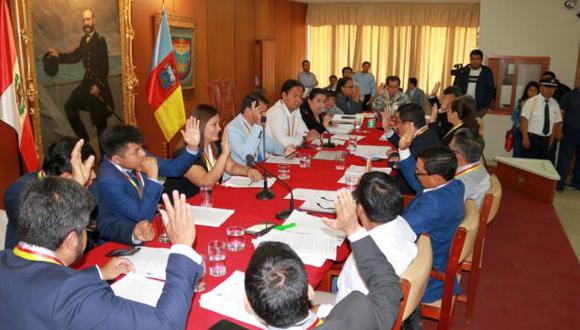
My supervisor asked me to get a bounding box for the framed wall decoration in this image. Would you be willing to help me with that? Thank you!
[9,0,137,160]
[155,13,196,99]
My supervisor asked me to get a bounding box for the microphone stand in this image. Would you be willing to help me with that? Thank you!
[247,155,294,220]
[255,117,275,200]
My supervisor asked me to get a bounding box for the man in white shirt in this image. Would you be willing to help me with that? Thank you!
[297,60,318,92]
[453,49,495,117]
[520,78,563,160]
[450,128,491,208]
[353,61,376,110]
[266,79,318,147]
[336,172,418,303]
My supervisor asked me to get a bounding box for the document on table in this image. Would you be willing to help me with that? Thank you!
[125,247,170,280]
[199,271,266,329]
[337,165,392,184]
[327,125,353,135]
[223,176,276,188]
[190,206,234,227]
[299,199,335,214]
[265,155,300,165]
[255,230,337,260]
[285,188,337,201]
[312,150,344,161]
[284,210,345,246]
[352,145,392,159]
[111,273,164,307]
[312,138,346,146]
[331,134,364,142]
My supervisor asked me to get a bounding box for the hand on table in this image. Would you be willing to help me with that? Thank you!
[284,145,297,156]
[247,168,263,182]
[101,257,134,281]
[323,189,361,236]
[160,190,196,246]
[133,220,155,242]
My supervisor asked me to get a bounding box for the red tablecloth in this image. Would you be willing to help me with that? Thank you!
[74,122,391,329]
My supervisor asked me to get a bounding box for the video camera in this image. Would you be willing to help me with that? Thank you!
[450,63,466,77]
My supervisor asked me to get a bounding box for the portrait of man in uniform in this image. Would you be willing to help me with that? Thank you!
[30,0,125,153]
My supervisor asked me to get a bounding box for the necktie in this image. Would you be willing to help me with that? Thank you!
[542,99,550,135]
[127,170,143,189]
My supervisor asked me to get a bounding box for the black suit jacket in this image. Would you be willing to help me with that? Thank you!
[453,65,495,115]
[319,235,402,330]
[59,31,114,110]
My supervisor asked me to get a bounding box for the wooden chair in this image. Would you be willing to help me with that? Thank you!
[486,174,503,224]
[457,193,492,320]
[208,78,236,128]
[421,200,479,330]
[393,235,433,329]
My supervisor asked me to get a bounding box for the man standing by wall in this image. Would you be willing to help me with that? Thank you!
[48,9,113,142]
[353,61,376,111]
[297,60,318,95]
[453,49,495,118]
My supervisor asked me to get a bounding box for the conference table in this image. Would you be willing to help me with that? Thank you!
[75,119,392,329]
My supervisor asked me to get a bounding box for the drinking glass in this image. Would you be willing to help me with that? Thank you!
[200,184,213,208]
[158,219,169,243]
[345,172,359,192]
[335,151,346,170]
[207,241,227,277]
[226,226,246,252]
[299,154,311,168]
[278,164,291,180]
[348,135,357,152]
[194,255,207,292]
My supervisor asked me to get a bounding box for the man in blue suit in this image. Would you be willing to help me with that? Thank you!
[0,176,203,329]
[4,138,154,249]
[397,134,465,304]
[96,118,200,223]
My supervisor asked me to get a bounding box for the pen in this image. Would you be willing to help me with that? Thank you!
[274,223,297,231]
[284,149,299,159]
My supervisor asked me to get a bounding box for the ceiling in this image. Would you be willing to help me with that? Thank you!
[294,0,480,3]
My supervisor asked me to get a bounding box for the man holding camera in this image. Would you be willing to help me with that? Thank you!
[453,49,496,118]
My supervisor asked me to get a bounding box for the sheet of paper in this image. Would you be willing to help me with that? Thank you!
[223,176,276,188]
[332,114,357,124]
[352,145,392,159]
[265,155,300,165]
[327,125,353,135]
[190,206,235,227]
[125,247,170,280]
[111,273,164,307]
[331,134,364,142]
[378,134,389,141]
[284,188,337,201]
[199,271,266,329]
[284,210,346,246]
[337,165,392,184]
[312,150,344,161]
[299,198,336,214]
[312,138,346,146]
[255,230,337,260]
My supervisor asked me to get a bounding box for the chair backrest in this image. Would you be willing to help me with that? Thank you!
[401,235,433,320]
[486,174,502,224]
[403,194,415,209]
[208,78,236,127]
[459,200,480,262]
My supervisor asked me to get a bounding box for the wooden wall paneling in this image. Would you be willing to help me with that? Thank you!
[207,0,236,83]
[234,0,256,114]
[274,0,293,98]
[290,3,307,82]
[254,0,275,40]
[260,40,277,102]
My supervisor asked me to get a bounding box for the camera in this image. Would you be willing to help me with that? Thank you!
[450,63,466,77]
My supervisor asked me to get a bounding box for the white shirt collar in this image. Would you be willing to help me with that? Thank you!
[279,100,294,117]
[266,311,318,330]
[18,242,59,259]
[423,180,451,193]
[109,158,132,175]
[456,161,480,173]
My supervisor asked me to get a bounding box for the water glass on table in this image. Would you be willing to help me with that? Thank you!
[347,135,357,152]
[195,255,207,292]
[345,172,359,192]
[226,226,246,252]
[207,240,227,277]
[335,151,346,170]
[278,164,291,180]
[200,184,213,208]
[299,154,311,168]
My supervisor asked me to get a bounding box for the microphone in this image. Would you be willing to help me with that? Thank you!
[246,155,295,220]
[246,154,275,201]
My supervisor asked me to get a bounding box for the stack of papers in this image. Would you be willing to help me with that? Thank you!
[284,211,345,246]
[125,246,170,280]
[223,176,276,188]
[190,206,235,227]
[312,150,344,161]
[337,165,392,184]
[331,134,364,142]
[111,273,164,307]
[285,188,337,201]
[199,271,266,329]
[327,125,353,135]
[312,138,346,146]
[351,145,392,159]
[265,156,300,165]
[332,113,365,124]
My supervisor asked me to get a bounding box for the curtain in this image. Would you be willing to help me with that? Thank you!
[308,4,479,97]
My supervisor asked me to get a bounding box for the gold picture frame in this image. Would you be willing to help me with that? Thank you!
[9,0,137,161]
[154,13,196,99]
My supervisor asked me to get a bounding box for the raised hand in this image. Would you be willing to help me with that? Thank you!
[247,168,263,182]
[430,82,441,96]
[181,116,201,152]
[160,190,196,247]
[382,110,392,132]
[221,129,231,156]
[399,125,416,150]
[377,83,386,96]
[70,139,95,187]
[323,189,361,236]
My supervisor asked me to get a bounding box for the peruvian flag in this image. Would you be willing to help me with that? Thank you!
[0,0,38,172]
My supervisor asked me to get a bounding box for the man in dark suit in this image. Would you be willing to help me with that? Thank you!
[96,120,200,223]
[3,137,155,250]
[245,189,402,330]
[453,49,495,117]
[0,173,203,329]
[397,136,465,304]
[382,103,440,193]
[48,9,114,141]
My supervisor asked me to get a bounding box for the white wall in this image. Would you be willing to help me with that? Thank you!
[0,210,7,251]
[479,0,580,163]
